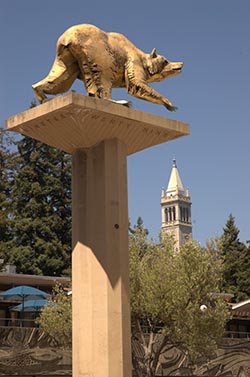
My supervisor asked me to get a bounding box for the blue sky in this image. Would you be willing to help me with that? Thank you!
[1,1,249,245]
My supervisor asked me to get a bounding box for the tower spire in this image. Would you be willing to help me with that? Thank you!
[166,159,184,196]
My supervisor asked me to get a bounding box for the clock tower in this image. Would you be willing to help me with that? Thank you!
[161,159,192,249]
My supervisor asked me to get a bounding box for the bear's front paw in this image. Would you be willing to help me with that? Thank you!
[164,103,178,112]
[162,99,178,111]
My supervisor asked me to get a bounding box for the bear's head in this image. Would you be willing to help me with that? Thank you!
[146,49,183,83]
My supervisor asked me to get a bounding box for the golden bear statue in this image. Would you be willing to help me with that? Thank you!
[32,24,183,111]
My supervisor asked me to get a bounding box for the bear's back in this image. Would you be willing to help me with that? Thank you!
[58,24,143,60]
[58,24,107,47]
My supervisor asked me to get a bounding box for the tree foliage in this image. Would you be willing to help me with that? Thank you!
[219,214,250,302]
[129,216,149,236]
[129,224,229,376]
[9,136,71,275]
[37,284,72,347]
[36,220,229,376]
[0,129,16,256]
[0,125,72,276]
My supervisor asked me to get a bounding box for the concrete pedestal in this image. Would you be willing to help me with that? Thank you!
[72,140,130,377]
[6,92,189,377]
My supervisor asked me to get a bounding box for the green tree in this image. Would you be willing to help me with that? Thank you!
[236,242,250,301]
[130,228,229,377]
[1,134,72,276]
[220,214,248,302]
[129,216,149,236]
[35,222,229,376]
[37,284,72,347]
[238,240,250,298]
[0,129,16,257]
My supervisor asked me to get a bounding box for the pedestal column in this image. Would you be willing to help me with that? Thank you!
[72,138,131,377]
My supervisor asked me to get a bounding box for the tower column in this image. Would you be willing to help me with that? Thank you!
[72,139,131,377]
[162,206,166,224]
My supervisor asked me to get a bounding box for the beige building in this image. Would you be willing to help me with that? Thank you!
[161,159,192,249]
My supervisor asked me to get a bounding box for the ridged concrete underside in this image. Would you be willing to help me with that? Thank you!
[6,92,189,155]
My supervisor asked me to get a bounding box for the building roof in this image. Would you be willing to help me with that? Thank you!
[232,298,250,311]
[0,271,69,293]
[230,298,250,319]
[166,159,184,196]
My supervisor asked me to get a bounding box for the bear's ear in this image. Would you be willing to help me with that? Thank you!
[150,48,157,59]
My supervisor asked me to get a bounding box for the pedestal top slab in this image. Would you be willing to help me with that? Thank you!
[6,92,189,155]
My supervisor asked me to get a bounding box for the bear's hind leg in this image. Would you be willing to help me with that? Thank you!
[77,62,102,98]
[75,55,112,100]
[32,51,80,103]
